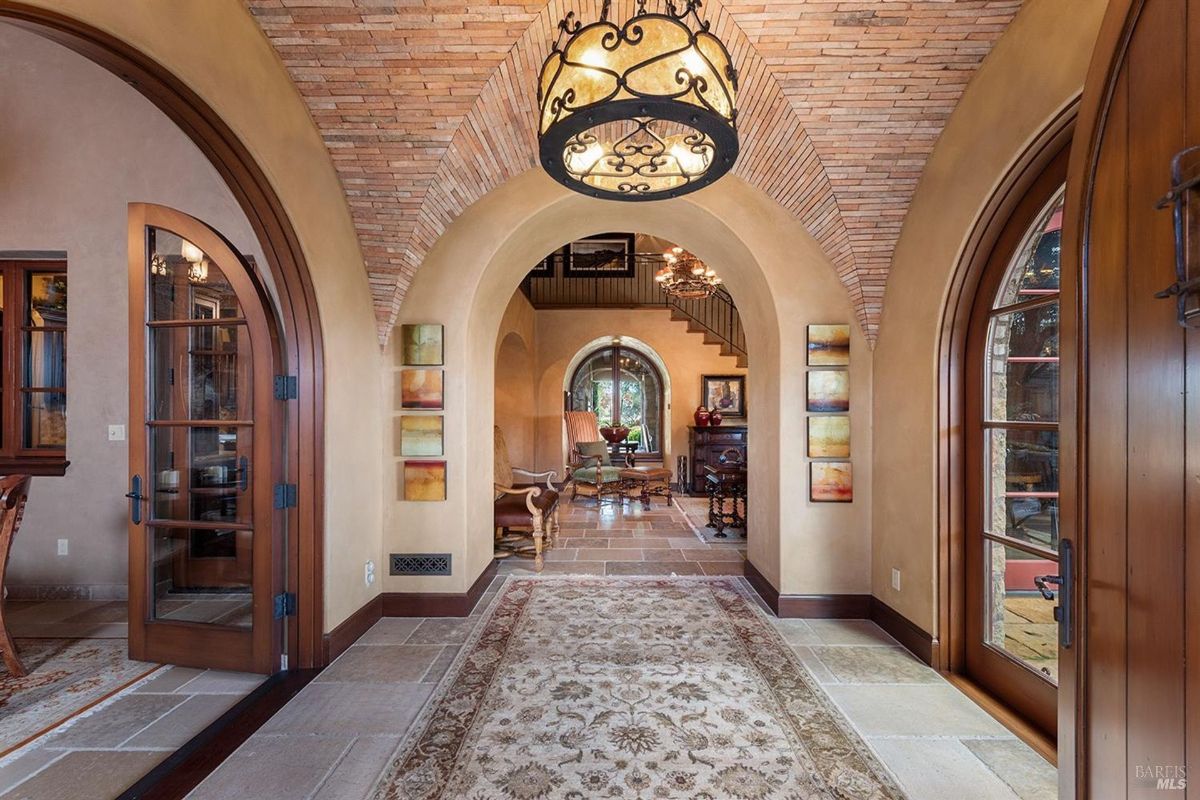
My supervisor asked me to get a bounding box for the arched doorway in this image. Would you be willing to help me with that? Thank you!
[567,343,667,461]
[0,4,328,669]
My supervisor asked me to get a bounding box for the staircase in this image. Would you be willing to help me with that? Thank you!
[521,253,748,367]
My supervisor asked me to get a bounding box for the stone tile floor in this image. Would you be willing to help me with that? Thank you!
[186,575,1056,800]
[0,664,264,800]
[496,495,748,577]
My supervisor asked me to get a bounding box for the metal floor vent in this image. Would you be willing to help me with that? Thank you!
[390,553,452,576]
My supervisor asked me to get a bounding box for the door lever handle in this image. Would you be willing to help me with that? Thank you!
[1032,574,1061,601]
[126,474,145,526]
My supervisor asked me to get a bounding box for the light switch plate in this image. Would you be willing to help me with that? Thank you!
[108,424,126,441]
[891,568,901,592]
[57,539,69,556]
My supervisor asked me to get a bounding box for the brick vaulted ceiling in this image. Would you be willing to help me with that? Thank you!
[244,0,1023,343]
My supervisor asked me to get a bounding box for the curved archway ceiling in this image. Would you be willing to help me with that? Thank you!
[245,0,1022,344]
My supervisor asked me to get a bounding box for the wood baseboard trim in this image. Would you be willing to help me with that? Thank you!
[869,598,939,667]
[381,560,499,618]
[742,561,871,618]
[322,594,383,665]
[116,668,320,800]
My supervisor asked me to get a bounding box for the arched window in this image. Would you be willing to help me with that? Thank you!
[568,345,663,456]
[964,145,1067,737]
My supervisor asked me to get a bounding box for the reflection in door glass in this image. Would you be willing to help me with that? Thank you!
[149,526,252,628]
[984,541,1058,682]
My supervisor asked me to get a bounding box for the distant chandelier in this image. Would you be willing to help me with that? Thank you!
[537,0,739,201]
[655,246,721,298]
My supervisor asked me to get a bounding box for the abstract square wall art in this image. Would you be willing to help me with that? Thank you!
[701,374,746,417]
[400,415,444,457]
[400,324,444,366]
[807,370,849,412]
[404,460,447,501]
[807,324,850,366]
[810,461,852,503]
[808,415,850,458]
[400,369,444,409]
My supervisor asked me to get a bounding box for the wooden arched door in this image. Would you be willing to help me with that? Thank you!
[1064,0,1200,794]
[127,204,283,675]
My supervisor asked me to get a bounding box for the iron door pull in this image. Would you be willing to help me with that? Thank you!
[125,474,145,526]
[1032,538,1073,649]
[238,456,249,492]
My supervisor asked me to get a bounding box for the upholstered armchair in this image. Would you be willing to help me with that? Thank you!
[493,426,559,571]
[564,411,631,503]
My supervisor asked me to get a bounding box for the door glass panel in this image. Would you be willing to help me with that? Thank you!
[985,428,1059,551]
[27,271,68,324]
[22,391,66,448]
[149,526,252,627]
[149,324,249,421]
[570,349,615,426]
[617,347,661,453]
[986,303,1059,422]
[994,188,1064,308]
[984,540,1059,683]
[149,426,251,524]
[24,330,66,388]
[148,229,242,322]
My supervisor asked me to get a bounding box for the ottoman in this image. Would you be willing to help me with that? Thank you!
[618,466,674,508]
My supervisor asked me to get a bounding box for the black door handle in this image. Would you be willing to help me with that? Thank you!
[1032,574,1061,601]
[125,474,145,526]
[1034,540,1073,649]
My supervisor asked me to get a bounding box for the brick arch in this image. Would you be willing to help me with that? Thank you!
[245,0,1024,344]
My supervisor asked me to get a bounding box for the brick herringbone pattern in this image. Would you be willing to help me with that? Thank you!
[244,0,1022,342]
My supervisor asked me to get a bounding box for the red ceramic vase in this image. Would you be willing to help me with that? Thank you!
[709,408,723,426]
[694,406,710,427]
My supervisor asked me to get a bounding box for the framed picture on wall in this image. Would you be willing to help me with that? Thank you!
[806,370,849,412]
[399,415,444,456]
[807,415,850,458]
[807,324,850,366]
[810,461,852,503]
[404,460,447,501]
[701,374,746,418]
[400,323,444,366]
[564,233,635,277]
[400,369,444,409]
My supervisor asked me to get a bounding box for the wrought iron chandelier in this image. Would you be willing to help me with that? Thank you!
[537,0,739,201]
[654,246,721,298]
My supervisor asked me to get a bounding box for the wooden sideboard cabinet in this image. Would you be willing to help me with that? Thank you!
[687,424,747,495]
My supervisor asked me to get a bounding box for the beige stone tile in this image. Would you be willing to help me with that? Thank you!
[640,549,689,563]
[502,562,606,576]
[420,646,460,683]
[318,645,443,683]
[697,562,745,575]
[134,666,205,693]
[543,548,577,561]
[356,618,422,645]
[577,548,642,561]
[868,738,1023,800]
[187,734,351,800]
[604,562,703,576]
[122,694,243,748]
[174,670,265,695]
[962,739,1057,800]
[404,617,477,645]
[43,694,187,749]
[666,537,711,549]
[0,748,63,795]
[559,537,609,548]
[311,735,402,800]
[823,685,1013,738]
[0,750,165,800]
[681,548,743,562]
[811,646,942,684]
[770,618,821,645]
[261,684,434,737]
[789,645,839,683]
[806,619,900,646]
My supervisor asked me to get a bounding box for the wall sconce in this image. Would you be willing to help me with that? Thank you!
[1155,145,1200,327]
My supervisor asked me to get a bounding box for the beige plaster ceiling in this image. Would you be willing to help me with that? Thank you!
[244,0,1023,342]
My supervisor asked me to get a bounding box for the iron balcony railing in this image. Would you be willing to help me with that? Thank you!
[520,252,747,360]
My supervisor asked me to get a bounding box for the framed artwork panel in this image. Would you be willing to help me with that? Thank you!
[808,415,850,458]
[807,370,849,412]
[400,368,444,409]
[807,324,850,366]
[810,461,852,503]
[404,460,447,501]
[400,323,444,366]
[399,415,444,456]
[701,374,746,418]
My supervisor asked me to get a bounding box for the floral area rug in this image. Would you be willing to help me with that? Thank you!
[373,578,906,799]
[0,638,158,755]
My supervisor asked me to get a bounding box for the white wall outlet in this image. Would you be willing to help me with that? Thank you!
[108,424,126,441]
[891,567,901,592]
[57,538,69,556]
[365,560,376,587]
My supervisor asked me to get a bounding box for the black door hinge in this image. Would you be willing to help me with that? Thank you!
[273,375,298,400]
[273,592,297,619]
[273,483,298,509]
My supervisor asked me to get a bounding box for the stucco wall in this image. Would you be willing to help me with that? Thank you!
[387,169,871,599]
[871,0,1106,633]
[494,292,538,471]
[2,0,385,631]
[0,23,270,596]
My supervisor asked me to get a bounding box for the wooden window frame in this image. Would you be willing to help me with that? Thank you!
[0,259,70,476]
[568,344,665,459]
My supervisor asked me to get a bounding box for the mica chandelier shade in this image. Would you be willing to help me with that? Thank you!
[537,0,739,201]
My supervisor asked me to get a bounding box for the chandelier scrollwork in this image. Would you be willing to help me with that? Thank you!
[654,246,722,298]
[537,0,739,201]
